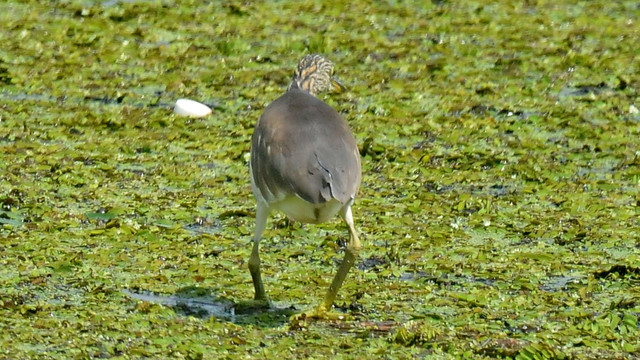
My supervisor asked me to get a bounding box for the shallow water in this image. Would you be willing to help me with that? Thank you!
[122,288,236,320]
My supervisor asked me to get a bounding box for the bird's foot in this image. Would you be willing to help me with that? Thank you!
[289,304,349,329]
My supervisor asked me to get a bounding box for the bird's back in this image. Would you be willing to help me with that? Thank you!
[250,89,361,212]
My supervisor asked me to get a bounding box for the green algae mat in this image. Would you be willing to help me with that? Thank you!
[1,1,639,359]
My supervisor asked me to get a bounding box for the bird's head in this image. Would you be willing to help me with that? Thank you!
[288,54,346,96]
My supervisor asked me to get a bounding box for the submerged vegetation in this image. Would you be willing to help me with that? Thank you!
[1,0,639,358]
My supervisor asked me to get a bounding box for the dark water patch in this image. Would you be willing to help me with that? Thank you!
[0,91,58,103]
[412,131,437,150]
[539,275,582,292]
[423,181,455,194]
[100,0,155,8]
[84,94,126,105]
[2,282,89,311]
[496,109,539,121]
[233,300,297,327]
[455,103,541,121]
[486,184,512,197]
[594,265,640,280]
[115,163,156,177]
[327,319,397,336]
[574,159,621,181]
[122,288,236,321]
[183,217,222,236]
[399,271,430,282]
[400,271,496,287]
[423,181,518,198]
[558,82,612,98]
[122,288,297,326]
[471,183,518,198]
[357,255,389,271]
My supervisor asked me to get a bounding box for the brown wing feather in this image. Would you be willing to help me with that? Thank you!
[250,89,361,206]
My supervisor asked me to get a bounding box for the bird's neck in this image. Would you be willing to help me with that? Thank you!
[288,78,317,96]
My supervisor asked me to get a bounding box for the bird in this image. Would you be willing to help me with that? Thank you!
[249,54,362,315]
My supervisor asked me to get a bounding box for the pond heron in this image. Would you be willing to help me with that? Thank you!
[249,54,362,314]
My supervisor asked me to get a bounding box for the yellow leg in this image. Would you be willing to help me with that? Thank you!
[289,204,360,323]
[249,202,269,301]
[322,205,361,311]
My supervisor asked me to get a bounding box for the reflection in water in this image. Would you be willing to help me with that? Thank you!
[122,289,297,326]
[122,289,236,321]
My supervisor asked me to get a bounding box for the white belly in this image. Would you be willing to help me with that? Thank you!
[272,195,343,224]
[250,161,345,224]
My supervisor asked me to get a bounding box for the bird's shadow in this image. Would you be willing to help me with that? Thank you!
[122,286,297,328]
